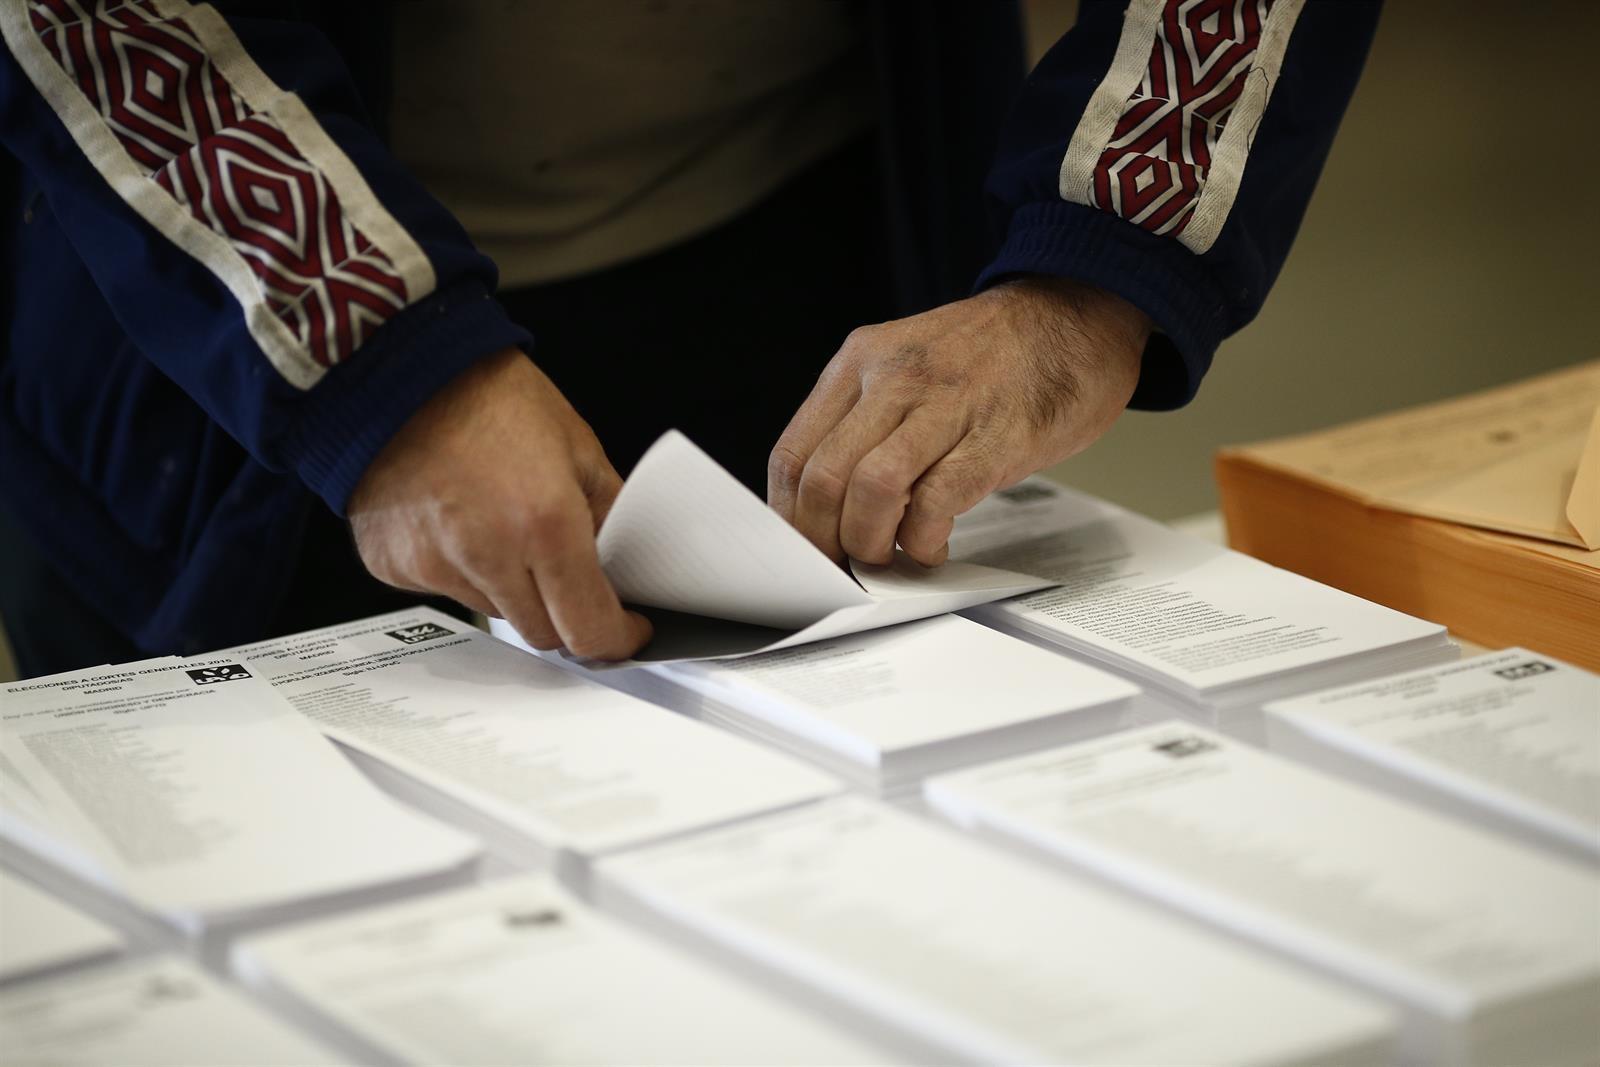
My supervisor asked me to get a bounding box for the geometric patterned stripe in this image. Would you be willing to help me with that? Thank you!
[1091,0,1272,238]
[1059,0,1307,254]
[28,0,245,171]
[24,0,408,371]
[154,116,408,361]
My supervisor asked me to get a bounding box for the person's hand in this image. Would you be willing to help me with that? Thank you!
[348,347,651,660]
[768,277,1151,566]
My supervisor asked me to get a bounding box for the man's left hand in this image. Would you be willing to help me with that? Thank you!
[768,277,1151,566]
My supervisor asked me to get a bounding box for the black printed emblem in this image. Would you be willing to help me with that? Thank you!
[1152,735,1217,759]
[1493,660,1555,681]
[504,908,563,929]
[386,622,454,645]
[185,663,252,685]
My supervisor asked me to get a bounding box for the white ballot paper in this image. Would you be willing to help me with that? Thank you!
[925,722,1600,1065]
[588,431,1052,662]
[0,658,478,930]
[234,874,898,1066]
[948,478,1455,713]
[0,867,122,982]
[1264,649,1600,861]
[0,955,338,1065]
[596,797,1394,1066]
[228,608,839,865]
[624,614,1144,793]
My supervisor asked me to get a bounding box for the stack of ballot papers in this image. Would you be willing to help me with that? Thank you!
[1263,648,1600,862]
[924,723,1600,1065]
[595,797,1396,1066]
[0,955,339,1065]
[228,608,841,871]
[0,657,478,933]
[946,477,1458,724]
[233,874,900,1065]
[0,867,122,982]
[605,614,1144,794]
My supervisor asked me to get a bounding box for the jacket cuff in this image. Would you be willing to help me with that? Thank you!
[974,200,1230,410]
[284,278,532,514]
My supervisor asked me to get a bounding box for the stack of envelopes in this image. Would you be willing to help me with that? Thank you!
[1216,360,1600,669]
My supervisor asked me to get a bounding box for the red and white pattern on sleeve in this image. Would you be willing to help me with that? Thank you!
[1059,0,1306,255]
[11,0,432,387]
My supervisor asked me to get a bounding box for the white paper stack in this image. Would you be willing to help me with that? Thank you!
[595,797,1394,1066]
[0,657,478,933]
[948,479,1457,726]
[1264,648,1599,862]
[606,614,1144,794]
[233,873,901,1065]
[0,867,122,982]
[227,608,840,872]
[0,955,338,1065]
[925,722,1600,1065]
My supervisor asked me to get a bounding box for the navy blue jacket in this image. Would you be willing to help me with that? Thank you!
[0,0,1379,654]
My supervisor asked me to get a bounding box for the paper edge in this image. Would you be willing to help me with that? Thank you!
[1564,406,1600,550]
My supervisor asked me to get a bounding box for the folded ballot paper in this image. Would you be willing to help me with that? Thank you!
[585,431,1052,662]
[595,797,1395,1066]
[0,866,122,982]
[1263,648,1600,862]
[226,608,840,871]
[604,613,1145,795]
[233,874,899,1066]
[0,955,340,1065]
[946,476,1458,723]
[924,723,1600,1066]
[0,657,479,934]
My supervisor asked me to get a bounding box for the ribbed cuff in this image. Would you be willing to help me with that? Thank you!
[285,278,532,514]
[974,200,1230,410]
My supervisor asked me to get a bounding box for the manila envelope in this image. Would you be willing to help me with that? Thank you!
[1228,360,1600,550]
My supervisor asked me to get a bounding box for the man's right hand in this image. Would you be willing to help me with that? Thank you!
[348,347,651,661]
